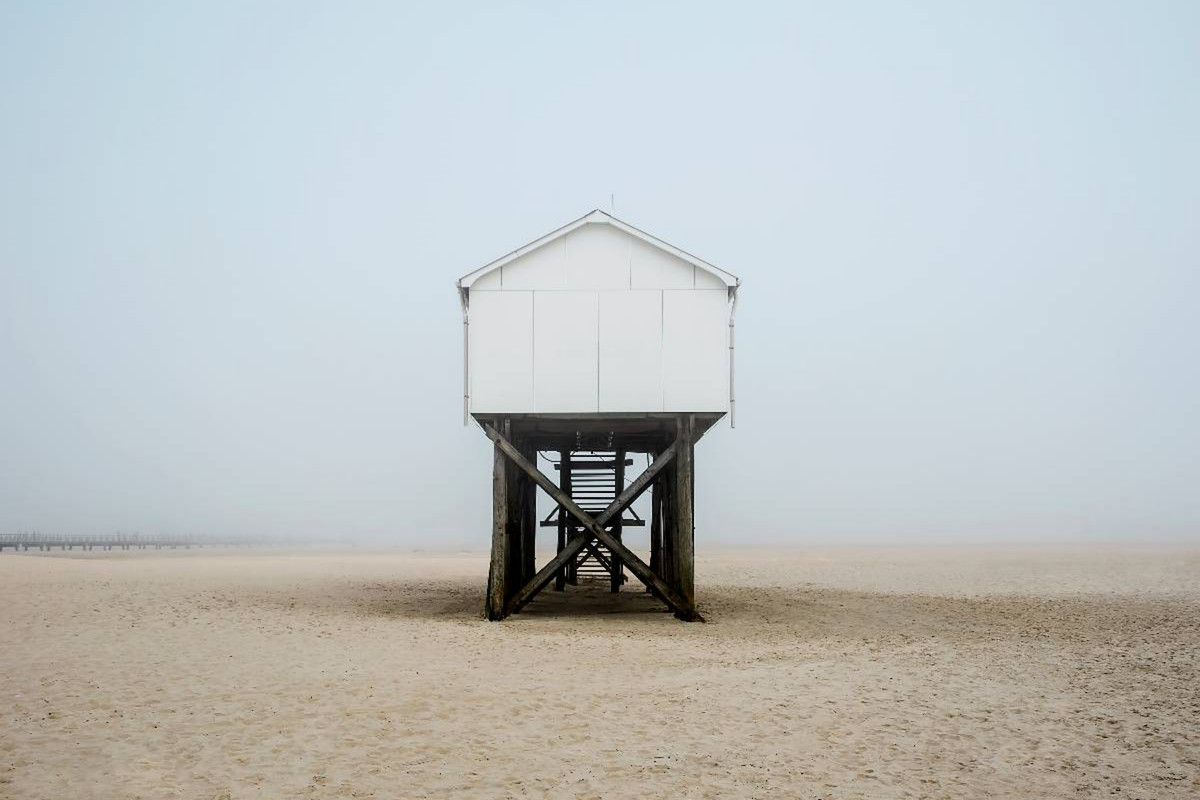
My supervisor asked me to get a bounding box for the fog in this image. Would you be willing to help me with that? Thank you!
[2,2,1197,546]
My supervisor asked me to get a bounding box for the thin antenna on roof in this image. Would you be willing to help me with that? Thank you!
[610,193,615,213]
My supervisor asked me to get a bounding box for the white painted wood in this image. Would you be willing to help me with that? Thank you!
[630,237,695,289]
[534,291,598,412]
[461,213,738,417]
[694,264,728,290]
[500,236,565,290]
[458,210,737,289]
[469,290,533,412]
[599,290,663,412]
[562,223,631,290]
[472,267,501,290]
[662,289,729,411]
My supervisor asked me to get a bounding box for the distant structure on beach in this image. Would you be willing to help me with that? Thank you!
[456,210,740,620]
[0,532,274,552]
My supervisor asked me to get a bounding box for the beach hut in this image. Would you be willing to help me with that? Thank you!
[457,210,740,620]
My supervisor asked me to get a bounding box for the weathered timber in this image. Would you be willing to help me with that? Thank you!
[649,465,663,589]
[555,449,569,591]
[673,415,696,610]
[521,438,537,584]
[583,539,613,572]
[482,425,700,620]
[485,418,511,620]
[611,447,626,593]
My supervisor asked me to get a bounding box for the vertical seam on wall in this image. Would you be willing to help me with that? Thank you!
[596,292,601,412]
[530,291,536,412]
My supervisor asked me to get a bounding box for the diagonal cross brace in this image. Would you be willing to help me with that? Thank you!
[582,540,613,572]
[482,425,701,621]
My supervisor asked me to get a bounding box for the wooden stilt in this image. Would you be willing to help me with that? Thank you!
[661,460,676,590]
[485,418,511,620]
[506,438,525,599]
[482,425,699,620]
[554,449,570,591]
[649,466,663,589]
[566,451,579,585]
[610,447,625,593]
[673,415,696,611]
[521,439,537,584]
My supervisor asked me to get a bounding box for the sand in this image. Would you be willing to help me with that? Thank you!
[1,545,1197,799]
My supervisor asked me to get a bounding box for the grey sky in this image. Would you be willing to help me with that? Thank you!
[2,2,1197,545]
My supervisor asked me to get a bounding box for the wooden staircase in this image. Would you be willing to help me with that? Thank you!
[542,450,645,590]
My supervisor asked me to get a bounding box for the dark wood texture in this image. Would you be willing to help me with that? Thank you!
[610,447,626,594]
[482,425,699,619]
[485,418,511,620]
[673,415,696,610]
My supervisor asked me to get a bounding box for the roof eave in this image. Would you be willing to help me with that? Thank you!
[457,209,739,290]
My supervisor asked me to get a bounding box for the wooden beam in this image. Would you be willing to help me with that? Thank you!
[583,539,612,572]
[649,468,662,586]
[611,447,625,593]
[484,425,700,620]
[673,415,696,610]
[485,418,510,620]
[555,449,569,591]
[553,459,632,470]
[521,438,537,584]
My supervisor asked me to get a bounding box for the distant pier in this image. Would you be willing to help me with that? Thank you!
[0,533,270,552]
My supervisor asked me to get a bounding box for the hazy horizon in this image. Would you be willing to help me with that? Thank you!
[2,2,1198,546]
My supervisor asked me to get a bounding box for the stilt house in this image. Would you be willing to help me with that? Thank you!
[456,209,740,620]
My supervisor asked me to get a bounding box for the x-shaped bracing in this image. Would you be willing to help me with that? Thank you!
[483,424,702,621]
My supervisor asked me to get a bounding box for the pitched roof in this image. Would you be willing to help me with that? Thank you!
[456,209,739,289]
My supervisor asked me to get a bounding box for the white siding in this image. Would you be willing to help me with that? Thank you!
[694,265,728,290]
[630,237,695,289]
[465,220,732,415]
[502,236,565,290]
[562,224,630,290]
[599,290,663,411]
[534,291,598,412]
[472,267,502,290]
[469,291,532,412]
[662,289,729,411]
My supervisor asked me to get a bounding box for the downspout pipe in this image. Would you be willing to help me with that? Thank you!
[728,282,739,428]
[458,283,469,426]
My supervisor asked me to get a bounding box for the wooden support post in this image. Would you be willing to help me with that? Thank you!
[555,449,570,591]
[649,465,663,589]
[673,415,695,611]
[610,447,625,593]
[661,459,675,590]
[567,451,579,585]
[485,418,511,620]
[521,438,537,584]
[483,425,699,620]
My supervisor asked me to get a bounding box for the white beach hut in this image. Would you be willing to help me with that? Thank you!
[456,210,740,621]
[456,209,740,423]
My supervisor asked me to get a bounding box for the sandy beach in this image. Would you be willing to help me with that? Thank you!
[1,545,1197,799]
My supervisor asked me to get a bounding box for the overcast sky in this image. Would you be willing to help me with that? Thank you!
[2,2,1197,545]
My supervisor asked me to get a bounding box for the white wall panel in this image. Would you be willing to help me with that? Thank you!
[694,266,728,290]
[534,291,598,412]
[662,290,729,411]
[501,236,565,290]
[563,224,630,290]
[472,267,501,290]
[466,220,732,417]
[599,290,663,412]
[630,237,695,289]
[469,291,533,412]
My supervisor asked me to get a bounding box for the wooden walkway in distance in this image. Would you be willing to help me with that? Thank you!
[0,533,273,552]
